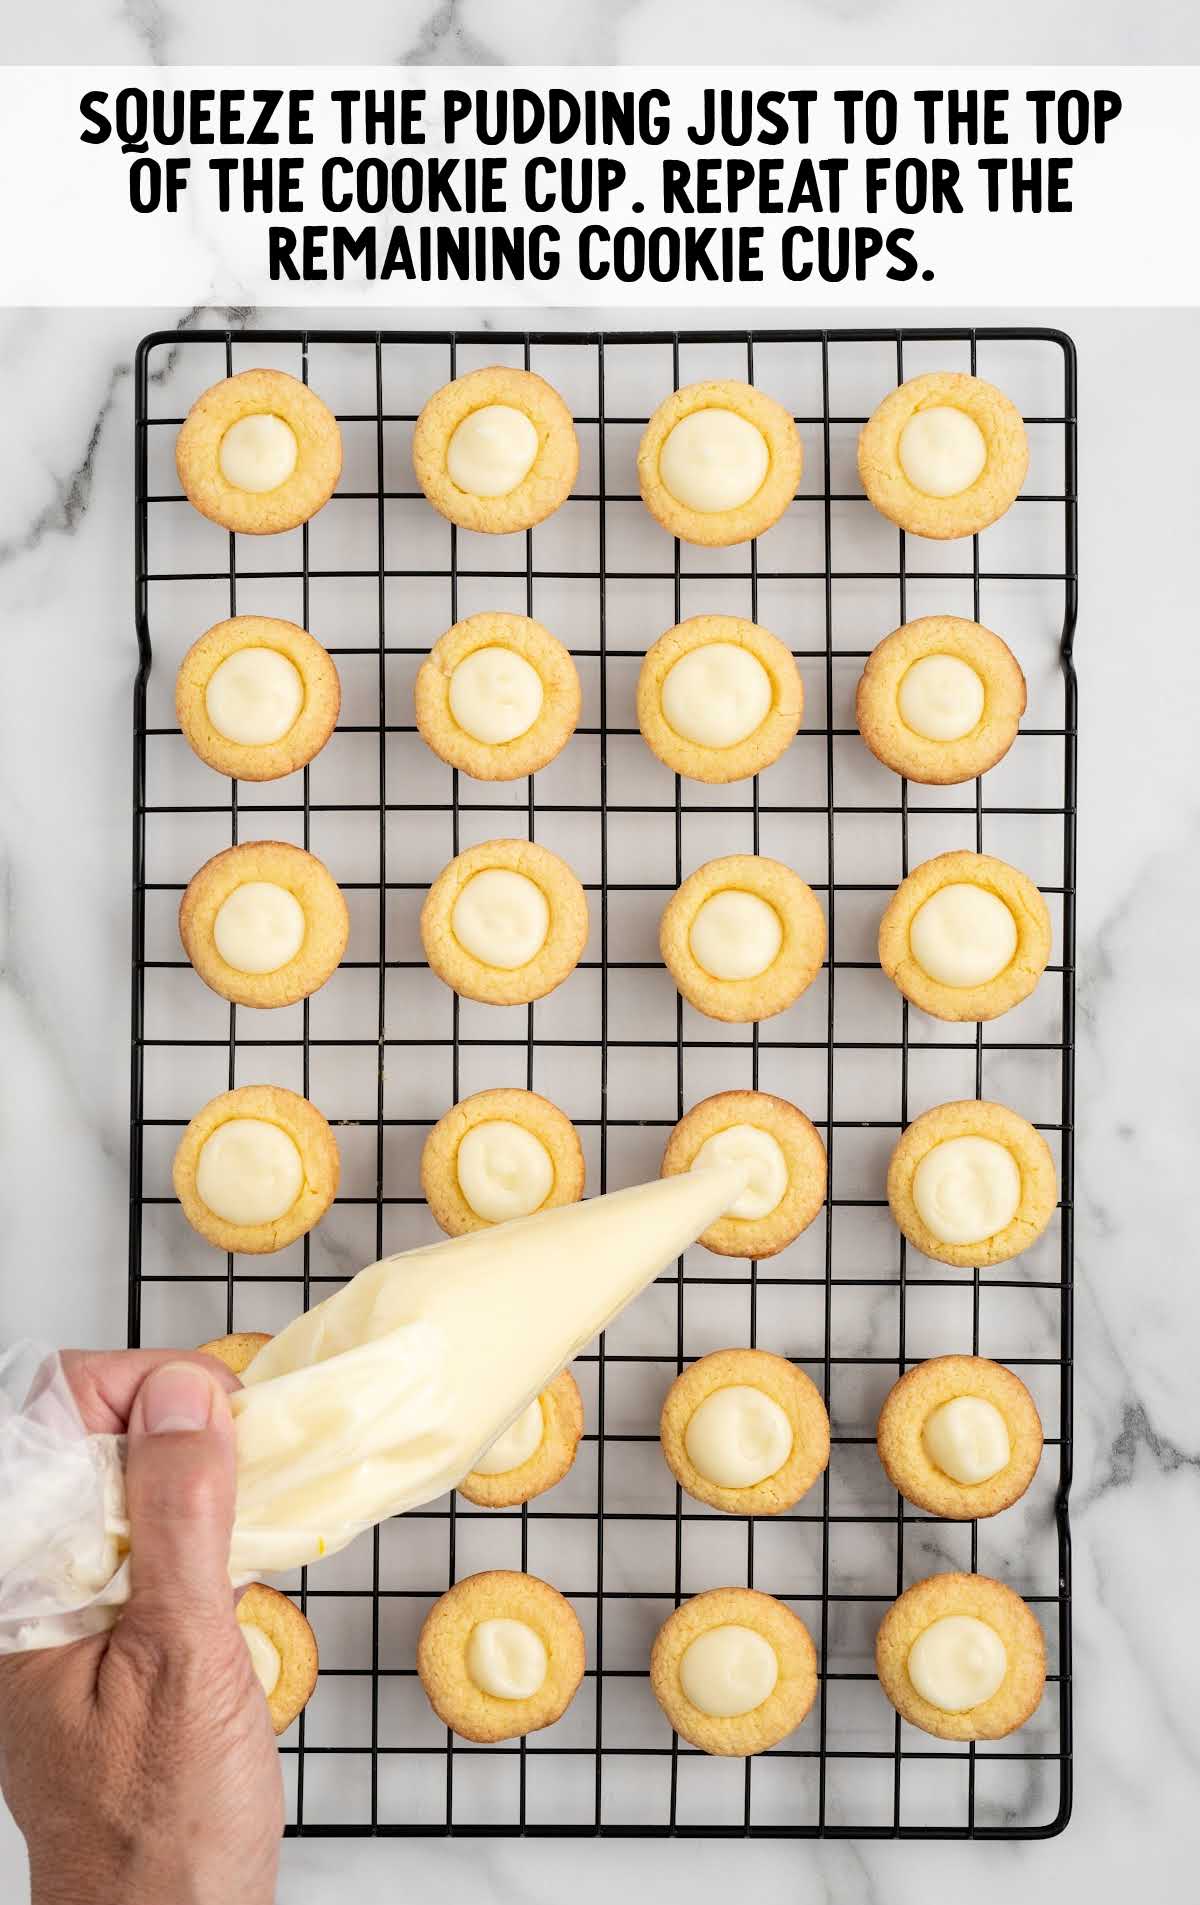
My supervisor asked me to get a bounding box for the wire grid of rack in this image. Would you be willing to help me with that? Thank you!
[131,325,1075,1840]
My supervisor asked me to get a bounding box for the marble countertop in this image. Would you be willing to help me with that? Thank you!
[1,295,1198,1901]
[7,0,1200,66]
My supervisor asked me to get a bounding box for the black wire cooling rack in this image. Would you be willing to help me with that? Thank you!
[130,325,1075,1840]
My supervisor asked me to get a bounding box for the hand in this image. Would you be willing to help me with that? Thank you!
[0,1351,283,1905]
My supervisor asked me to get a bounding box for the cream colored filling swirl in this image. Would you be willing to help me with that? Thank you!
[659,409,770,513]
[448,646,544,746]
[909,883,1017,988]
[922,1396,1011,1485]
[241,1623,282,1697]
[213,882,306,975]
[456,1120,554,1223]
[452,869,550,970]
[691,1124,788,1221]
[195,1119,304,1227]
[447,405,539,498]
[679,1624,779,1718]
[472,1397,545,1476]
[913,1136,1021,1247]
[689,890,782,982]
[898,654,985,742]
[685,1385,794,1488]
[898,407,987,498]
[661,643,773,749]
[205,647,305,746]
[466,1617,548,1700]
[907,1615,1007,1712]
[219,414,299,494]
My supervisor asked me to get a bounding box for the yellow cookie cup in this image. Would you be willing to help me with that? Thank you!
[197,1331,273,1377]
[179,840,349,1009]
[858,371,1028,540]
[421,839,589,1007]
[877,1356,1043,1520]
[660,1091,825,1259]
[173,1084,340,1256]
[458,1369,585,1509]
[176,369,342,535]
[415,612,581,781]
[660,855,825,1024]
[417,1571,586,1743]
[878,850,1051,1022]
[637,616,803,784]
[421,1087,585,1237]
[638,381,802,548]
[413,366,579,535]
[176,615,341,783]
[236,1583,319,1736]
[856,616,1026,785]
[875,1573,1045,1742]
[650,1588,818,1757]
[888,1100,1057,1270]
[660,1348,830,1517]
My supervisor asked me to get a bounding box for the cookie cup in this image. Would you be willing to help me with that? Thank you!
[413,367,578,534]
[878,850,1051,1022]
[875,1572,1045,1741]
[638,381,802,547]
[887,1099,1057,1269]
[650,1588,818,1756]
[414,612,580,781]
[176,369,342,534]
[660,1348,830,1516]
[637,615,803,784]
[876,1355,1043,1519]
[858,371,1028,540]
[660,1091,825,1259]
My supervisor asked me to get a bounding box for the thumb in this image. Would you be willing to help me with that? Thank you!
[121,1360,237,1635]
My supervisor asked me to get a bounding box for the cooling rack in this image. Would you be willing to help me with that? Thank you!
[131,324,1075,1840]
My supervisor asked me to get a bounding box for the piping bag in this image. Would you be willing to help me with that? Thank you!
[0,1160,746,1651]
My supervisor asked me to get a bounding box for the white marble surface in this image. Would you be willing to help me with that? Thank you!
[6,0,1200,65]
[1,294,1198,1900]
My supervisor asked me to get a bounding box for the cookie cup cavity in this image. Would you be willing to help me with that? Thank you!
[858,372,1028,540]
[878,850,1051,1022]
[876,1355,1043,1518]
[179,840,349,1008]
[887,1099,1057,1269]
[638,381,802,547]
[458,1370,585,1508]
[413,367,578,534]
[176,616,341,782]
[637,615,803,783]
[414,612,581,781]
[660,855,825,1024]
[421,838,589,1006]
[660,1091,826,1258]
[197,1331,273,1377]
[659,1348,830,1516]
[417,1571,585,1743]
[650,1588,818,1756]
[856,616,1026,785]
[176,369,342,534]
[236,1583,320,1735]
[172,1084,340,1255]
[875,1573,1045,1741]
[421,1087,585,1237]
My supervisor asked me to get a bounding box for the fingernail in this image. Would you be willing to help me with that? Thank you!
[141,1362,215,1434]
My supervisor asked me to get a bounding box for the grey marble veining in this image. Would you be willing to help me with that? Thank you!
[7,0,1200,66]
[2,294,1199,1898]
